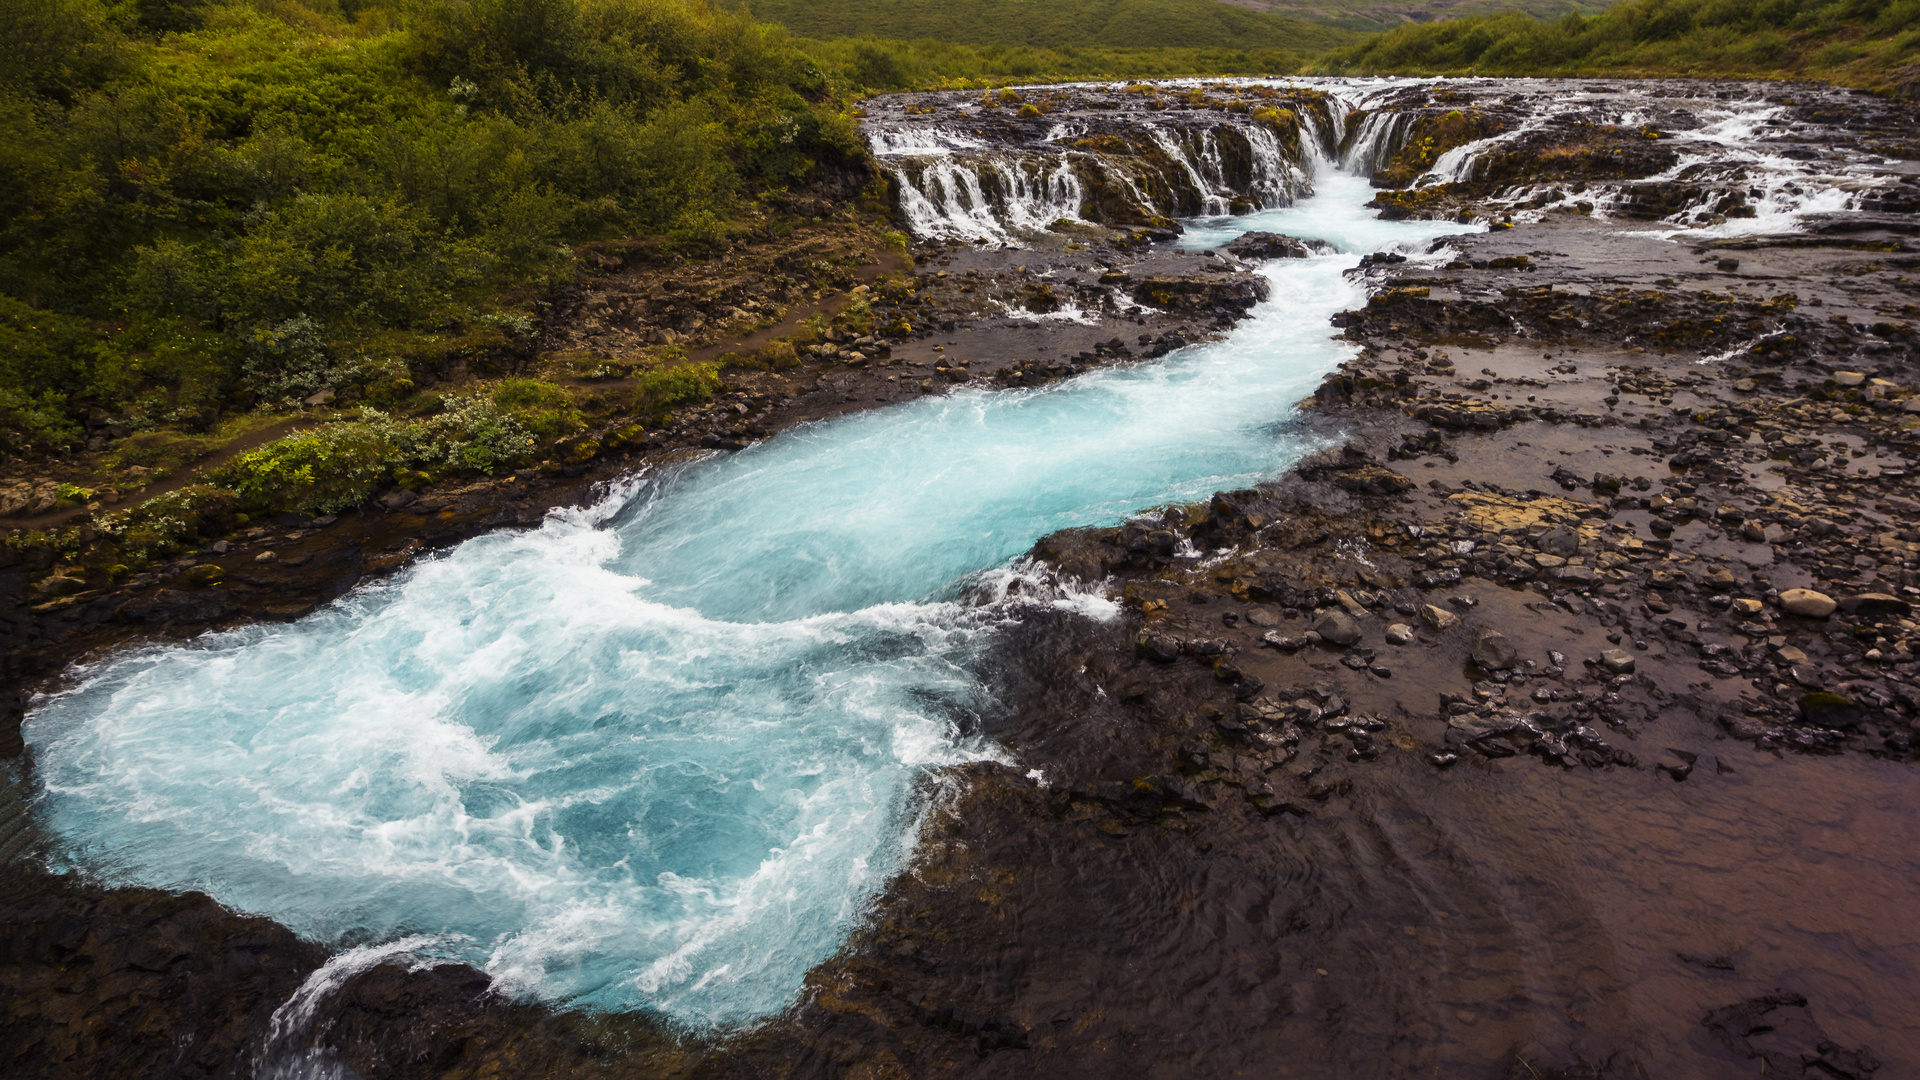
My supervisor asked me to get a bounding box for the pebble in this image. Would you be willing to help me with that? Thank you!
[1779,588,1837,618]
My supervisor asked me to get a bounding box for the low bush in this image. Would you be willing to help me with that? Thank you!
[491,378,584,442]
[633,362,721,420]
[219,419,401,515]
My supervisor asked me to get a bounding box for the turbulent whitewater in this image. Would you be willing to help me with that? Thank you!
[20,90,1508,1031]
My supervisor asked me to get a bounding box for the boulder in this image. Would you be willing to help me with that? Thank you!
[1224,232,1329,261]
[1135,633,1181,663]
[1535,526,1579,557]
[29,574,88,601]
[1129,274,1270,314]
[1798,691,1864,728]
[1312,610,1362,647]
[1780,588,1837,618]
[1471,629,1517,670]
[1837,592,1911,617]
[1334,465,1416,496]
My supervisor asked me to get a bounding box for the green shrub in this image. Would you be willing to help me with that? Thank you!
[758,340,801,369]
[491,377,584,442]
[416,395,538,473]
[633,362,721,419]
[117,484,240,554]
[220,419,400,514]
[0,387,83,457]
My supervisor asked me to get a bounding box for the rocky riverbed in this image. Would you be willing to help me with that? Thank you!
[6,77,1920,1079]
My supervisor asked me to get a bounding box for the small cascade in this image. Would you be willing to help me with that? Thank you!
[1342,110,1418,179]
[1147,127,1230,216]
[253,937,451,1080]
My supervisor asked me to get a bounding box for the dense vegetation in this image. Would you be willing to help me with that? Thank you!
[735,0,1354,52]
[0,0,866,465]
[1315,0,1920,88]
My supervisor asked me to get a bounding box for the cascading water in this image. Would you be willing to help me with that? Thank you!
[21,99,1476,1034]
[867,83,1339,241]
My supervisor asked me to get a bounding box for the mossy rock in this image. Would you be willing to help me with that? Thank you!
[1798,691,1864,729]
[184,564,226,588]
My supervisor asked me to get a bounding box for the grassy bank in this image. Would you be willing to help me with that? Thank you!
[1313,0,1920,92]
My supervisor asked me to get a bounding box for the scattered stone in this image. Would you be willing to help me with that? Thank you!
[1833,371,1867,387]
[1535,526,1579,557]
[1780,588,1837,618]
[1312,610,1362,647]
[1656,749,1696,780]
[1798,691,1864,729]
[1246,607,1281,627]
[1421,604,1460,631]
[1135,633,1181,663]
[1838,592,1911,617]
[1471,629,1518,670]
[1599,648,1636,674]
[1385,623,1415,645]
[1262,631,1306,652]
[1334,465,1416,496]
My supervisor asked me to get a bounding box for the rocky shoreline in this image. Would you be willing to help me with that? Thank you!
[7,77,1920,1079]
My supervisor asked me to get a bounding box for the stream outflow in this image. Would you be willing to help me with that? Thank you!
[21,127,1472,1028]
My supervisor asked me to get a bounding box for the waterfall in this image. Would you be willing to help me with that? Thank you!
[1344,110,1417,179]
[1148,127,1230,216]
[869,89,1347,241]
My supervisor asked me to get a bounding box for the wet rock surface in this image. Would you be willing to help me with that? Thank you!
[7,78,1920,1079]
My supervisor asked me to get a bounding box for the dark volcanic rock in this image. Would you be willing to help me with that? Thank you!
[1225,232,1330,260]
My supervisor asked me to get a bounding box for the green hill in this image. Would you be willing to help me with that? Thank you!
[1312,0,1920,91]
[1219,0,1612,34]
[735,0,1358,51]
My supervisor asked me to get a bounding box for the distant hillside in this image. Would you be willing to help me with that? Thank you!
[737,0,1359,51]
[1216,0,1611,34]
[1311,0,1920,92]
